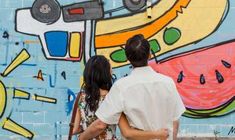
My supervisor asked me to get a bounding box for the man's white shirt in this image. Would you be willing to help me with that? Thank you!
[96,66,186,140]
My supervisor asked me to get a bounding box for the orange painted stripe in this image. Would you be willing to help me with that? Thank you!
[95,0,191,48]
[24,40,40,44]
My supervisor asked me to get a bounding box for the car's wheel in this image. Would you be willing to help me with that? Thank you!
[123,0,146,12]
[31,0,61,24]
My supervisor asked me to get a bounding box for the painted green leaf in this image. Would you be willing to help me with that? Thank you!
[149,39,160,53]
[164,27,181,45]
[110,49,127,63]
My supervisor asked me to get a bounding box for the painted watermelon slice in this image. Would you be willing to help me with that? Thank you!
[149,40,235,118]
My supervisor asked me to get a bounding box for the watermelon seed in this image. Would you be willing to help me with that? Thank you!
[221,60,231,68]
[200,74,206,85]
[177,71,184,83]
[215,70,224,83]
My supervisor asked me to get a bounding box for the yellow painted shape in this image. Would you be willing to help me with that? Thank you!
[96,0,227,68]
[0,81,7,118]
[2,118,34,139]
[95,0,190,48]
[32,95,56,104]
[14,89,30,99]
[2,49,30,77]
[152,0,227,56]
[70,33,81,58]
[96,0,176,35]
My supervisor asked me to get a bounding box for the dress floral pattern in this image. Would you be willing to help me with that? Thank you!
[78,92,117,140]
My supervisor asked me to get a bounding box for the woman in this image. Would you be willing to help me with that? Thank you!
[72,55,168,140]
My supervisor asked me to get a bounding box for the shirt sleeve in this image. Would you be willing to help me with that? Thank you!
[95,84,123,125]
[169,79,186,121]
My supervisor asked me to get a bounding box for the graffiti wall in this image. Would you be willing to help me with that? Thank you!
[0,0,235,139]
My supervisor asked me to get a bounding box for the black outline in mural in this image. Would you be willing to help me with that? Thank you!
[83,20,88,64]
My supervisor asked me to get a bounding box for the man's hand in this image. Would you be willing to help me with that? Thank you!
[155,128,169,140]
[78,119,107,140]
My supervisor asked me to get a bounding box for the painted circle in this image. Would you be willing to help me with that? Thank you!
[31,0,61,24]
[123,0,146,12]
[0,81,7,119]
[163,27,181,45]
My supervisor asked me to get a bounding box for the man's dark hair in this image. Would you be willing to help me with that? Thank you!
[125,34,150,67]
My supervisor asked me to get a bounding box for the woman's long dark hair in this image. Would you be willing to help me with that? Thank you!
[83,55,112,112]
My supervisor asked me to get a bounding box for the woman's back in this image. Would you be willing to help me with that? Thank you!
[78,92,117,140]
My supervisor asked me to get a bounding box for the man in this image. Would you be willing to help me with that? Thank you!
[79,34,186,140]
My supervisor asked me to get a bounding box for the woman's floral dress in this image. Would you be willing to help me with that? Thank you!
[78,92,117,140]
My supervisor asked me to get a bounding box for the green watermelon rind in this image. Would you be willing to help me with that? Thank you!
[183,97,235,118]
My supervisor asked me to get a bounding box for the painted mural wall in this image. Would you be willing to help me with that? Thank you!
[0,0,235,139]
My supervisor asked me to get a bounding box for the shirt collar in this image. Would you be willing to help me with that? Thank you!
[131,66,155,75]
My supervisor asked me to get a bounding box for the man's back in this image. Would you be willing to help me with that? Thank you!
[96,66,185,140]
[117,66,175,131]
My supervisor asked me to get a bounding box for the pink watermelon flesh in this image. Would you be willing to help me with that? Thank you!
[149,41,235,110]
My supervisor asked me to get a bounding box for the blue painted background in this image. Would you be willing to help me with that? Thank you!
[0,0,235,139]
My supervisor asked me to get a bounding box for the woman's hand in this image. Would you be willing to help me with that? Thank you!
[155,128,169,140]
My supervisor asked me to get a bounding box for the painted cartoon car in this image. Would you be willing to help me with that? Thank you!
[16,0,102,62]
[15,0,147,62]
